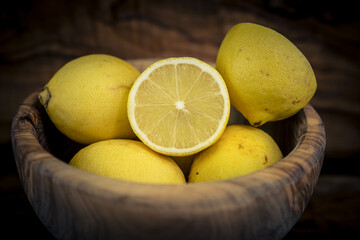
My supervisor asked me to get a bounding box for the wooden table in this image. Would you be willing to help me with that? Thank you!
[1,0,359,238]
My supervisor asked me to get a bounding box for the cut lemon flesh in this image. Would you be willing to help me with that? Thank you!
[128,57,230,156]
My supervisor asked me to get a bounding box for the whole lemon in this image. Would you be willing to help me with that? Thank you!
[216,23,317,126]
[188,125,283,183]
[70,139,186,184]
[39,54,140,144]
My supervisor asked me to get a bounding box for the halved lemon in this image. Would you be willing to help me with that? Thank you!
[127,57,230,156]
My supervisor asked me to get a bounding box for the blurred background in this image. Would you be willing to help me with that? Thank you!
[1,0,359,239]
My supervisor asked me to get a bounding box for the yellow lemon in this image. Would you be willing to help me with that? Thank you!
[127,57,230,157]
[39,54,140,144]
[216,23,317,126]
[69,139,186,184]
[188,125,283,183]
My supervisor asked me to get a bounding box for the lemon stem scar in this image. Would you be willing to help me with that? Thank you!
[39,87,51,108]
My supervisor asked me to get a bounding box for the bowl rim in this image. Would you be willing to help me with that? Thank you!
[11,90,326,209]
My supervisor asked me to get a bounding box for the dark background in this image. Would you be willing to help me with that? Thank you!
[1,0,359,239]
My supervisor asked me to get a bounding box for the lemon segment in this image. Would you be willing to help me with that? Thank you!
[128,57,230,156]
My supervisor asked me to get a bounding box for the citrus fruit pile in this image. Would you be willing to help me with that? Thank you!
[39,23,316,184]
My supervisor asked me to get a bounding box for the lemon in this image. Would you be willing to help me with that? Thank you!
[127,57,230,157]
[69,139,186,184]
[216,23,317,126]
[188,125,283,183]
[39,54,140,144]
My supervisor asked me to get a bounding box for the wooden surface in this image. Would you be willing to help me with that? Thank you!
[1,0,359,239]
[11,60,325,239]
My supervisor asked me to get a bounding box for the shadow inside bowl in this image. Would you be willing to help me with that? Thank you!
[36,100,86,163]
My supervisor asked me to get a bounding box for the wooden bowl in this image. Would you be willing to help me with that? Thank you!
[11,59,325,240]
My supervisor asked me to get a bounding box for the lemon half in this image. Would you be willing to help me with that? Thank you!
[127,57,230,156]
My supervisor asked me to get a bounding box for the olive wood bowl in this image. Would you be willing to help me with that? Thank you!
[11,59,326,240]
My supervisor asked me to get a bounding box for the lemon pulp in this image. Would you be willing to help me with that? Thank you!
[128,57,230,156]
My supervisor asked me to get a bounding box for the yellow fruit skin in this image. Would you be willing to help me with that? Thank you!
[70,139,186,184]
[216,23,317,126]
[188,125,283,183]
[39,54,140,144]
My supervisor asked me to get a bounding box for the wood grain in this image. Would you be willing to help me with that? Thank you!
[11,59,325,240]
